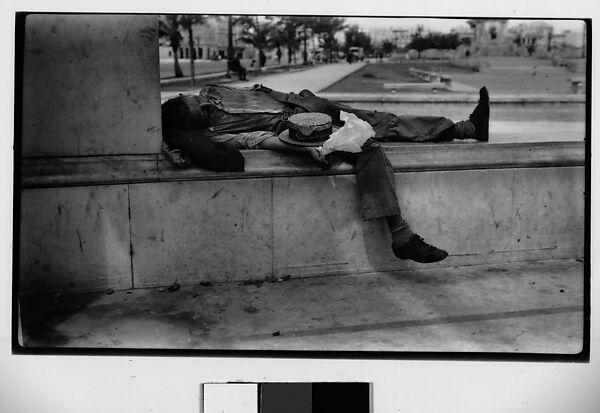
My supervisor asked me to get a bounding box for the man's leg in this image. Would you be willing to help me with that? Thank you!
[282,87,489,142]
[364,86,490,142]
[354,141,448,263]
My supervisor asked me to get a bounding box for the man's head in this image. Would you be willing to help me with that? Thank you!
[161,95,211,130]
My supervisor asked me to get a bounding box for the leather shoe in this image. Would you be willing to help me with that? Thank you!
[469,86,489,142]
[392,234,448,263]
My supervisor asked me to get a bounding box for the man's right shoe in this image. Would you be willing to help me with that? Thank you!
[468,86,490,142]
[392,234,448,263]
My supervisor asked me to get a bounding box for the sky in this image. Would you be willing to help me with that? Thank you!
[345,17,586,34]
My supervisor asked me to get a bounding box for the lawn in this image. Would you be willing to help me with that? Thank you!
[322,61,476,93]
[322,57,586,94]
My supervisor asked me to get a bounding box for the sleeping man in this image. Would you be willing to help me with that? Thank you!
[161,84,490,264]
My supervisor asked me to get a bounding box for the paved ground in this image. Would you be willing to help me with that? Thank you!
[227,61,367,92]
[160,57,285,79]
[161,62,365,101]
[20,259,584,353]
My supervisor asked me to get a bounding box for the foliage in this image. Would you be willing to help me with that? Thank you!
[179,15,206,85]
[406,26,462,57]
[237,16,278,48]
[309,17,346,58]
[179,14,206,58]
[381,39,395,55]
[236,16,280,67]
[343,24,373,54]
[158,14,185,77]
[275,17,302,62]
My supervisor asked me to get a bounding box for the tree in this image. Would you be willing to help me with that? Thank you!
[236,16,278,70]
[430,32,460,49]
[179,15,206,86]
[158,14,184,78]
[226,15,234,78]
[406,27,460,58]
[308,17,346,61]
[406,25,428,58]
[344,24,373,54]
[381,39,395,55]
[277,17,303,64]
[280,17,316,65]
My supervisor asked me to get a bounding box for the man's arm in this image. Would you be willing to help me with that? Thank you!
[257,135,329,167]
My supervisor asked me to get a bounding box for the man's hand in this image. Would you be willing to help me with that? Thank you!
[257,135,329,169]
[307,147,329,168]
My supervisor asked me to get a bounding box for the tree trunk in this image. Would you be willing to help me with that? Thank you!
[172,46,184,78]
[255,16,262,73]
[188,26,195,87]
[303,27,308,65]
[226,15,233,78]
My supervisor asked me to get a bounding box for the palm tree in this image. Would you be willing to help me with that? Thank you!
[179,14,206,86]
[237,16,277,71]
[308,17,346,62]
[158,14,184,78]
[277,17,303,65]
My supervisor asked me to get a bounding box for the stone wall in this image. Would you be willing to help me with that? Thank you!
[20,14,161,157]
[19,144,586,294]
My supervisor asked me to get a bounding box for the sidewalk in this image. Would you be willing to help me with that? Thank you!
[161,62,366,102]
[228,62,366,93]
[20,259,584,353]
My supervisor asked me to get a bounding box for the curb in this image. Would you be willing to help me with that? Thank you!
[316,93,586,104]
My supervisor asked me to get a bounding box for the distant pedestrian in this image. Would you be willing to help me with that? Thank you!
[229,52,247,80]
[259,51,266,68]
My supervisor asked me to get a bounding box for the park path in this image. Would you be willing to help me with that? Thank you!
[228,62,367,92]
[161,62,366,102]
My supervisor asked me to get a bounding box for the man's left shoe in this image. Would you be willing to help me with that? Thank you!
[392,234,449,263]
[469,86,490,142]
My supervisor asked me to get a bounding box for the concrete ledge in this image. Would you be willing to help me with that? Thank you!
[21,142,585,188]
[317,92,586,104]
[19,141,586,294]
[383,82,448,91]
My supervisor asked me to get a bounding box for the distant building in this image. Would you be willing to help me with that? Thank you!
[465,19,512,56]
[392,29,410,49]
[159,16,265,61]
[366,26,396,44]
[508,21,554,56]
[550,28,586,58]
[450,25,474,45]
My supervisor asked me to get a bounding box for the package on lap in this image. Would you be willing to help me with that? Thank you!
[321,111,375,155]
[278,111,375,155]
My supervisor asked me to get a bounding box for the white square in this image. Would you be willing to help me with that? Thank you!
[203,383,259,413]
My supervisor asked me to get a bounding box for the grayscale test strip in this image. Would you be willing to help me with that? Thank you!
[202,382,370,413]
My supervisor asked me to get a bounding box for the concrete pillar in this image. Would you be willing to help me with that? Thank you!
[21,14,162,157]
